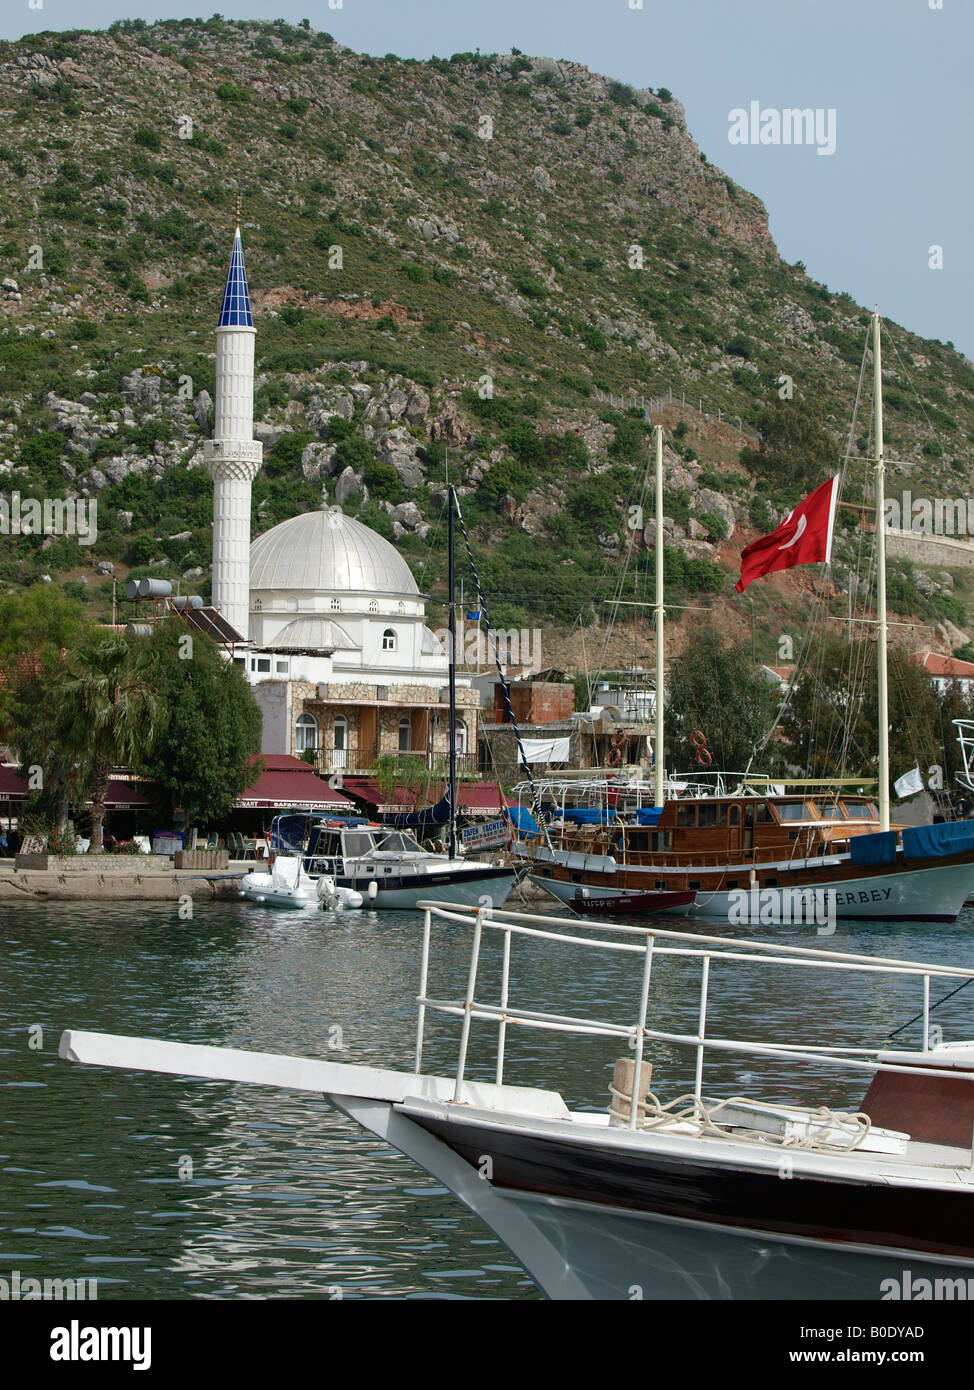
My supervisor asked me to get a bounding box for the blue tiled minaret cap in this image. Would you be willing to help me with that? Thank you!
[218,226,254,328]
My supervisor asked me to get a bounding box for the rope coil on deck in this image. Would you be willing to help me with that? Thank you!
[608,1086,873,1152]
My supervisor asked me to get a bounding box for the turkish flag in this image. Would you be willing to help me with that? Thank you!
[735,475,840,594]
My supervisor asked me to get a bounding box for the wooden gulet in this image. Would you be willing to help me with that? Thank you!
[522,323,974,923]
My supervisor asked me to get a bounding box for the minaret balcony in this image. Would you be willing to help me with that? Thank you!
[203,439,263,465]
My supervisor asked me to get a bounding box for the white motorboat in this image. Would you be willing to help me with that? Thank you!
[59,899,974,1300]
[302,821,519,910]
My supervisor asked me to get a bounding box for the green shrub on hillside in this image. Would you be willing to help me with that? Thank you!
[216,81,250,102]
[362,456,401,500]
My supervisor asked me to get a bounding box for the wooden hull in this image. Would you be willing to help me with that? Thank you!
[569,889,697,916]
[528,853,974,922]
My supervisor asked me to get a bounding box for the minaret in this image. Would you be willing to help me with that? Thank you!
[203,221,262,640]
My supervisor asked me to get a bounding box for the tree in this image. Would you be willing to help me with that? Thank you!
[371,752,435,809]
[55,633,159,852]
[865,647,941,786]
[667,627,780,774]
[740,395,838,492]
[0,586,89,736]
[782,638,941,783]
[138,621,262,827]
[935,680,974,789]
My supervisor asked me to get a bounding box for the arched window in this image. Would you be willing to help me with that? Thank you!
[330,597,341,611]
[296,713,318,752]
[397,601,406,615]
[368,599,379,613]
[453,718,467,755]
[382,628,397,652]
[398,716,411,752]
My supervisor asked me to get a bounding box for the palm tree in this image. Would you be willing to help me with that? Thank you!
[56,634,159,853]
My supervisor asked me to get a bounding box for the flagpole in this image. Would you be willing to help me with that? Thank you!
[654,424,665,808]
[874,310,890,832]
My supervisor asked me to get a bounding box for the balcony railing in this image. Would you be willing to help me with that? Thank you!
[310,746,480,778]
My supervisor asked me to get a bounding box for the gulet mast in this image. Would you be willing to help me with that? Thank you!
[873,312,890,832]
[448,484,458,859]
[654,424,665,808]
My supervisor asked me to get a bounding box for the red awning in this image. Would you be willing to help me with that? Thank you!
[236,756,356,811]
[456,783,511,812]
[102,780,152,809]
[0,765,28,802]
[426,782,511,812]
[339,776,417,810]
[341,776,510,815]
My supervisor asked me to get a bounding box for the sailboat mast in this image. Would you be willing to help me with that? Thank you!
[654,424,665,808]
[873,311,890,832]
[447,485,458,859]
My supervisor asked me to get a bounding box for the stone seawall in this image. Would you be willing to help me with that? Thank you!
[0,863,245,902]
[15,854,172,873]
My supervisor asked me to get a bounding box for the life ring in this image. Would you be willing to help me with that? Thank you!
[607,747,623,767]
[611,728,626,748]
[695,745,713,767]
[689,729,708,749]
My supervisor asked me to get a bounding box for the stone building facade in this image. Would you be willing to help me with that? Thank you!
[242,508,479,771]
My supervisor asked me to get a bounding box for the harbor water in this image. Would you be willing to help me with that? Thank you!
[3,897,974,1300]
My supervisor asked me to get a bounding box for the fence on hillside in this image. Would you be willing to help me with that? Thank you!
[592,385,762,443]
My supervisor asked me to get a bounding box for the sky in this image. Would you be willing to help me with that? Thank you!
[4,0,972,357]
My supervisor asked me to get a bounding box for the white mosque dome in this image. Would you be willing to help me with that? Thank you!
[249,507,419,596]
[271,617,357,652]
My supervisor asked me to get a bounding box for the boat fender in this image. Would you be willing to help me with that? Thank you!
[368,879,378,900]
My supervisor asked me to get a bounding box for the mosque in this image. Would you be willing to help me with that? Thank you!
[204,226,480,774]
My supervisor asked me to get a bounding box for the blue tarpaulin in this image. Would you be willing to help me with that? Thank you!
[849,830,898,866]
[636,808,664,827]
[507,806,540,835]
[563,808,617,825]
[384,796,452,832]
[903,820,974,861]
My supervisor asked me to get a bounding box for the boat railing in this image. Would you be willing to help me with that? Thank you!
[519,838,836,870]
[954,720,974,795]
[414,901,974,1128]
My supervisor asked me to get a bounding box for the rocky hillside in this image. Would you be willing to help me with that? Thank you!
[1,16,973,662]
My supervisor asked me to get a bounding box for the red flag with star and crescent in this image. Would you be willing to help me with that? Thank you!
[735,475,840,594]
